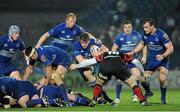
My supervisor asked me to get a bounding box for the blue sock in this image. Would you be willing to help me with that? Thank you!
[133,80,140,96]
[116,81,122,99]
[58,84,69,102]
[26,99,43,107]
[74,96,90,106]
[160,86,167,102]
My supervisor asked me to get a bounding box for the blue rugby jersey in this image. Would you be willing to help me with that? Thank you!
[48,23,85,50]
[0,35,25,63]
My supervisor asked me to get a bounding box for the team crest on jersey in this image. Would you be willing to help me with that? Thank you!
[16,43,19,47]
[73,30,76,35]
[163,34,169,40]
[155,37,159,42]
[4,44,8,47]
[41,55,47,62]
[61,30,65,34]
[120,38,124,41]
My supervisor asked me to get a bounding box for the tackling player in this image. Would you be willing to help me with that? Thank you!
[70,46,149,106]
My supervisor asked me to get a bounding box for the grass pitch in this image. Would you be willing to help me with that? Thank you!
[1,89,180,111]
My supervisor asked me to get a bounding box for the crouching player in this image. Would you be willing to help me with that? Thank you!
[23,45,72,104]
[0,77,47,108]
[70,45,150,106]
[35,77,92,107]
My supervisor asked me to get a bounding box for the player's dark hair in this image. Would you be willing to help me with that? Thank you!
[25,46,33,56]
[144,18,155,26]
[122,20,132,27]
[80,32,89,41]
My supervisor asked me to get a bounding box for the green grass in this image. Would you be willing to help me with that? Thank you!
[1,89,180,111]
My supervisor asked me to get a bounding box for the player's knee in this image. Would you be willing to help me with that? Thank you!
[159,71,167,82]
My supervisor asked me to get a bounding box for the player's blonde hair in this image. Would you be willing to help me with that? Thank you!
[66,13,76,20]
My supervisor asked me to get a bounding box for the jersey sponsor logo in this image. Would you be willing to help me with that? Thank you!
[41,55,47,62]
[66,35,70,38]
[149,42,154,44]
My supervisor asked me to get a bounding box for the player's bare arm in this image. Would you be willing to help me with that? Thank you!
[35,32,50,48]
[156,42,174,61]
[141,45,147,64]
[127,40,145,56]
[44,65,53,85]
[111,43,119,51]
[23,65,33,80]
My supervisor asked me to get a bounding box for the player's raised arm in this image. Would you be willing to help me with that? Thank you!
[35,32,50,48]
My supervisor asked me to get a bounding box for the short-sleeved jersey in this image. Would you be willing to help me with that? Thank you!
[72,39,102,59]
[0,35,25,63]
[114,30,141,54]
[48,23,85,50]
[29,45,72,66]
[142,29,171,60]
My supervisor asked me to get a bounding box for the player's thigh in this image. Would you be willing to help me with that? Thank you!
[10,71,21,80]
[83,69,96,83]
[56,65,67,78]
[123,76,137,88]
[158,66,168,81]
[131,67,140,80]
[18,95,29,108]
[144,70,154,77]
[96,74,106,86]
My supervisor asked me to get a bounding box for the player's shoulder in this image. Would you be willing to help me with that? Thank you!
[0,35,8,40]
[54,23,66,29]
[72,40,81,49]
[132,30,141,36]
[156,29,166,35]
[17,37,25,44]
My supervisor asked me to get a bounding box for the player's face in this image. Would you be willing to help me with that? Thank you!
[66,17,76,28]
[143,22,154,34]
[123,24,132,35]
[11,32,20,41]
[80,40,90,49]
[30,52,38,60]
